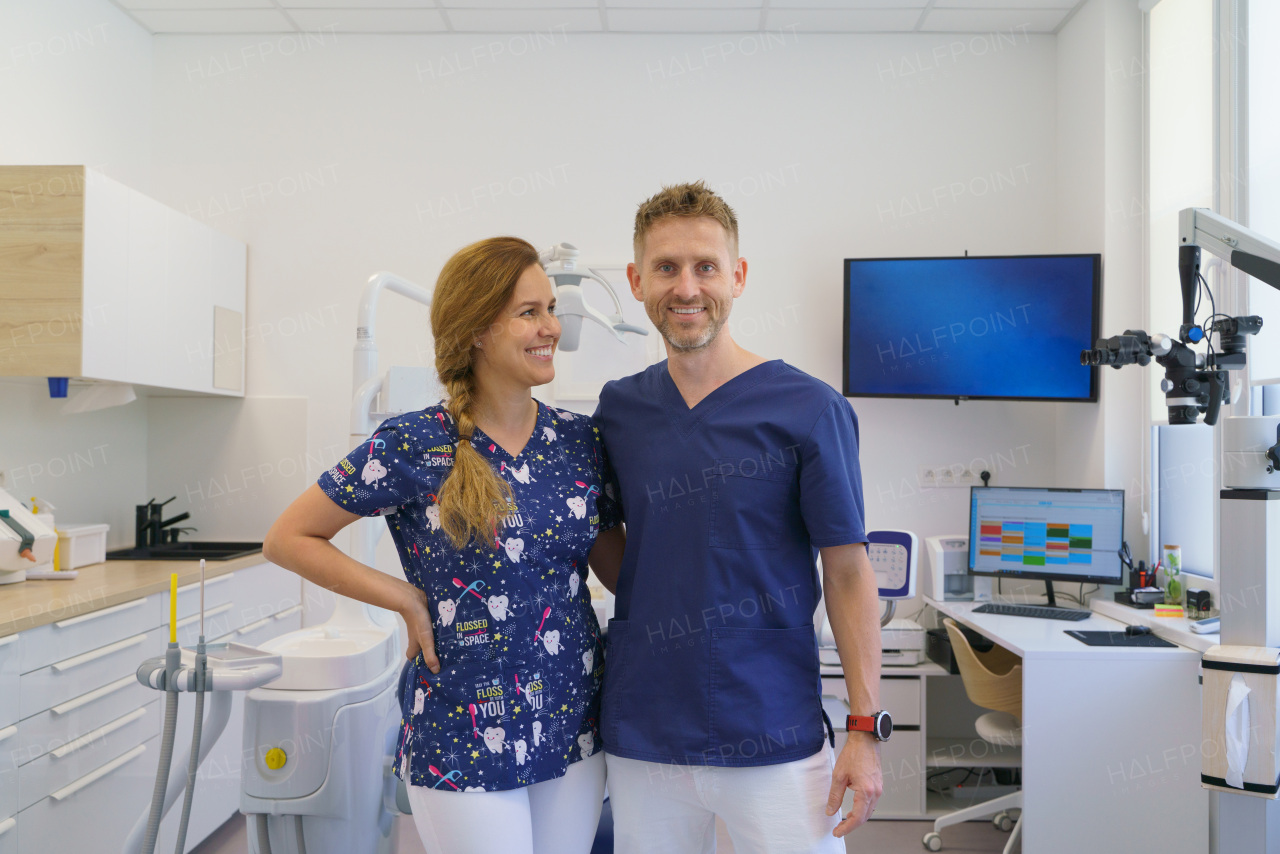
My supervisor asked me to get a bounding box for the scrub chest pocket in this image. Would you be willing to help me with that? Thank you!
[709,458,798,550]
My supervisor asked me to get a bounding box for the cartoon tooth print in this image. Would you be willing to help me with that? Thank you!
[413,687,426,715]
[464,786,485,792]
[556,409,576,421]
[582,649,593,675]
[362,457,387,488]
[514,739,528,765]
[504,461,536,484]
[542,426,557,442]
[568,572,580,600]
[577,732,594,761]
[566,496,587,519]
[482,726,506,754]
[502,537,525,563]
[436,599,456,627]
[532,720,543,747]
[486,594,510,621]
[542,629,562,655]
[425,504,441,532]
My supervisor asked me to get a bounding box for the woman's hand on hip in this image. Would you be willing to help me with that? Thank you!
[401,585,441,673]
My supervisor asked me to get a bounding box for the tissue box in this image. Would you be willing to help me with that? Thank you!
[1202,644,1280,798]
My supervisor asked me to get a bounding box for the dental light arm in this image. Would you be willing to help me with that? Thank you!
[1081,208,1280,426]
[539,243,648,352]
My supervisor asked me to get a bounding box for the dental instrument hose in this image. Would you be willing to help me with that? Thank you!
[142,573,182,854]
[174,560,209,854]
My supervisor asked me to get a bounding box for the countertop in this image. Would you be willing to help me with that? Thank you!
[0,552,267,638]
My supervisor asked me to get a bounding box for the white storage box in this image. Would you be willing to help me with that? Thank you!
[1202,644,1280,798]
[56,524,109,570]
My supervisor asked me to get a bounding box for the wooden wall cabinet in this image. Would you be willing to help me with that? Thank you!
[0,166,246,396]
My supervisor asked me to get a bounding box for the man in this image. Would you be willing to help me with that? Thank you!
[591,181,884,854]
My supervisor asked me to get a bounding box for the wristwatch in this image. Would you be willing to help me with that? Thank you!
[847,711,892,742]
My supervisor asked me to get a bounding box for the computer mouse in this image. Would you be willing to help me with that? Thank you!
[1125,624,1152,637]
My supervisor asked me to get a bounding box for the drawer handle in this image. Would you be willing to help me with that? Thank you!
[176,603,234,628]
[52,706,148,758]
[0,817,14,838]
[0,724,16,744]
[238,617,272,635]
[0,633,17,648]
[54,598,147,629]
[177,574,231,594]
[273,605,302,620]
[50,743,147,801]
[52,675,137,715]
[52,633,147,672]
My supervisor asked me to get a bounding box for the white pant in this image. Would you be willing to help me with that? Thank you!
[606,747,843,854]
[407,752,606,854]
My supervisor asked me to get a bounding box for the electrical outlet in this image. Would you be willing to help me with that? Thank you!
[936,465,957,487]
[918,465,938,489]
[955,467,980,488]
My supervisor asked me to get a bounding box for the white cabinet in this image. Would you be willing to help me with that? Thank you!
[11,561,302,854]
[0,166,246,396]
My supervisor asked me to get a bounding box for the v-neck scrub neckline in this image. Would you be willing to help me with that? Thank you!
[658,360,791,433]
[470,401,550,462]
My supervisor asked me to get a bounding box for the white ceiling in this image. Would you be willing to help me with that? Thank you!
[108,0,1089,36]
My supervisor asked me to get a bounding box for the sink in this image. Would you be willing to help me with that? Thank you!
[106,541,263,561]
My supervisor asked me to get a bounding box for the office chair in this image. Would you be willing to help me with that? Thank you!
[922,618,1023,853]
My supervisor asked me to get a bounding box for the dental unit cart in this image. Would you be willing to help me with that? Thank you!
[125,562,283,854]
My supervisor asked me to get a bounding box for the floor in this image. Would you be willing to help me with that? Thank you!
[193,812,1018,853]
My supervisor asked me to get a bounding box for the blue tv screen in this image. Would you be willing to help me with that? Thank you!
[842,255,1100,401]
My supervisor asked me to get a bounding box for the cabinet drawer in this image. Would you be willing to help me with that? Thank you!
[169,573,234,624]
[17,735,155,854]
[17,700,157,812]
[0,635,18,729]
[17,674,153,767]
[821,675,922,728]
[19,596,164,674]
[0,723,16,821]
[229,563,300,633]
[175,602,238,649]
[20,631,166,719]
[216,605,301,650]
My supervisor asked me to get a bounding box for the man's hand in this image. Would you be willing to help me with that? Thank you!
[401,585,440,673]
[825,732,883,837]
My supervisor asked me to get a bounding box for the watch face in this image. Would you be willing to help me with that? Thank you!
[876,711,893,741]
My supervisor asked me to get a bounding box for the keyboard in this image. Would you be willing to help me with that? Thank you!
[973,603,1091,621]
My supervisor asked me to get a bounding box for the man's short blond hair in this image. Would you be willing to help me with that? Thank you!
[633,180,739,260]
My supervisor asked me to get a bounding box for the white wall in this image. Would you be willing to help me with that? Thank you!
[0,0,154,547]
[145,29,1067,617]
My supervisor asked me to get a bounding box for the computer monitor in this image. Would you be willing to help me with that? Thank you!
[968,486,1125,608]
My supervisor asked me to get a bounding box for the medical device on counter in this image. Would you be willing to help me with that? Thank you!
[819,530,920,666]
[924,535,993,602]
[238,255,643,854]
[0,488,56,583]
[1082,208,1280,844]
[126,563,284,854]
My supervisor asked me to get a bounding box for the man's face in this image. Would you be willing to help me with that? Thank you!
[627,217,745,352]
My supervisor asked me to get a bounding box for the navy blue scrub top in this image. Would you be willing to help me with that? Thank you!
[594,360,866,767]
[317,402,620,792]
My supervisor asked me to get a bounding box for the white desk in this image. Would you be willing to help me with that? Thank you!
[926,597,1208,854]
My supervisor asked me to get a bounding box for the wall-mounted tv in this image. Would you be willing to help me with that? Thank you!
[842,254,1100,402]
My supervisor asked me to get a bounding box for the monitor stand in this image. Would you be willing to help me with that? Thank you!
[1044,580,1084,614]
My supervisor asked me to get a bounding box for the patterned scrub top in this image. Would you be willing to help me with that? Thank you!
[317,401,621,792]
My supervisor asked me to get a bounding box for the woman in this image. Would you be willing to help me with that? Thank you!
[263,236,626,854]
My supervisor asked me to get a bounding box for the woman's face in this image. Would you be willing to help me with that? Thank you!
[475,264,561,391]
